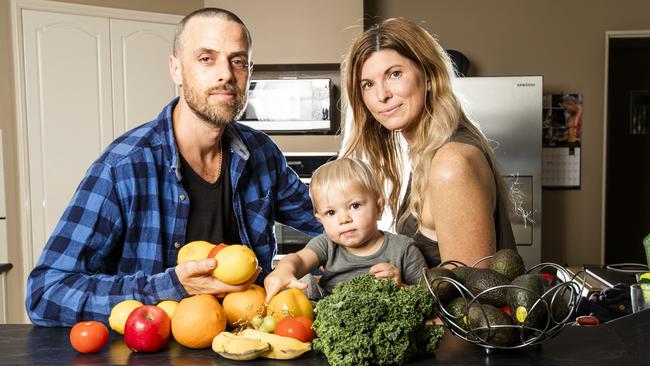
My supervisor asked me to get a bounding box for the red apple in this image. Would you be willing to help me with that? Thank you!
[124,305,171,353]
[207,243,229,259]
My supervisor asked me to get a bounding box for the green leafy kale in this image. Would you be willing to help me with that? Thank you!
[312,275,445,366]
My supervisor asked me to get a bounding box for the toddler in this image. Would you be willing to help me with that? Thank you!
[264,158,426,302]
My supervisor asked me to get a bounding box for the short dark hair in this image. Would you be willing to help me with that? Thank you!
[173,7,252,56]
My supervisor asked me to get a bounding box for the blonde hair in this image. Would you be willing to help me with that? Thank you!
[340,18,507,229]
[309,158,384,212]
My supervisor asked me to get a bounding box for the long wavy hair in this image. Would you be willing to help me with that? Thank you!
[340,17,507,230]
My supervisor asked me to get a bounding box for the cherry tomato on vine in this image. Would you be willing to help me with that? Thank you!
[69,321,109,353]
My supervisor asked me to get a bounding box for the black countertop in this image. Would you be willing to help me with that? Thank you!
[3,309,650,365]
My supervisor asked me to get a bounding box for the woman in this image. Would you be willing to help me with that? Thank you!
[340,18,516,268]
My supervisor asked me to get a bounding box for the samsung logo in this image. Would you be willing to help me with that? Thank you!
[517,83,536,87]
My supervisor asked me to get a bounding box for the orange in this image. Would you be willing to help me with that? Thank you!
[213,245,258,284]
[108,299,143,335]
[177,240,215,264]
[267,288,313,322]
[171,294,226,349]
[222,284,267,327]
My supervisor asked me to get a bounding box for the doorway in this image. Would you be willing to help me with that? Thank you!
[604,32,650,264]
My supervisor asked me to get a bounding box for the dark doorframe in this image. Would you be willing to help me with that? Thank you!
[603,31,650,265]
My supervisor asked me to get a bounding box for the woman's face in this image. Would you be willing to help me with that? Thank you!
[359,49,428,140]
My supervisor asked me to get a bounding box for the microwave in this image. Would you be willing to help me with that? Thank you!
[239,78,335,134]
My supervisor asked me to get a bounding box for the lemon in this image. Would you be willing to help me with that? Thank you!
[213,245,258,285]
[157,300,179,319]
[177,240,216,264]
[109,299,143,334]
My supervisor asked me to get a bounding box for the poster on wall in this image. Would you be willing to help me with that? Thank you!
[542,93,583,188]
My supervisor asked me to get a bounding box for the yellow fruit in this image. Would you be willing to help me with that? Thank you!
[212,331,270,361]
[222,284,267,327]
[267,288,313,322]
[157,300,179,319]
[213,245,258,285]
[172,294,227,349]
[177,240,215,264]
[109,299,143,335]
[239,328,311,360]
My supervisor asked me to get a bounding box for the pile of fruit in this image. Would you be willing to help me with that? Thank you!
[422,249,581,349]
[68,241,315,361]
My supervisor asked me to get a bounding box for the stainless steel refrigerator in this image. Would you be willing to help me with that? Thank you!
[453,76,543,268]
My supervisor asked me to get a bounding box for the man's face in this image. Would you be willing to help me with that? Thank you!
[173,17,252,127]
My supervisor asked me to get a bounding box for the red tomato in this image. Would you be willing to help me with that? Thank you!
[69,321,109,353]
[293,316,314,332]
[274,316,316,342]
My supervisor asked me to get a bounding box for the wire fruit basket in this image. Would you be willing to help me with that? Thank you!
[421,259,585,354]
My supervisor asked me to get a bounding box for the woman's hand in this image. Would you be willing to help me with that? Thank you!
[369,262,402,285]
[175,258,261,296]
[263,269,307,304]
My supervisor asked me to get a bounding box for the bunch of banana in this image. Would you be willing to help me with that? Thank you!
[240,329,311,360]
[212,332,270,361]
[212,329,311,361]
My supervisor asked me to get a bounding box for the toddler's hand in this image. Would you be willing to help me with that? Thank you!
[369,262,402,285]
[264,270,307,304]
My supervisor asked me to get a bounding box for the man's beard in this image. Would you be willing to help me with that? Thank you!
[183,82,247,128]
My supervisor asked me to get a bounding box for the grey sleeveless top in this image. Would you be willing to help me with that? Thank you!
[396,128,516,268]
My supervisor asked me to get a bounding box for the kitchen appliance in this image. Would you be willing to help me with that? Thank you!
[453,76,543,268]
[240,79,335,134]
[275,152,337,254]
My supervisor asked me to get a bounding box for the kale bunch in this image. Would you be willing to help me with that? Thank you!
[312,275,445,366]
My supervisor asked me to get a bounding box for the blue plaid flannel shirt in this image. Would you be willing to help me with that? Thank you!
[26,98,322,326]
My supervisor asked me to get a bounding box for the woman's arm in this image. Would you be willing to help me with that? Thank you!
[423,142,497,267]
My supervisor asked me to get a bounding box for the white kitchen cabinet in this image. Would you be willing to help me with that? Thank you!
[110,18,178,134]
[16,5,179,271]
[22,9,115,268]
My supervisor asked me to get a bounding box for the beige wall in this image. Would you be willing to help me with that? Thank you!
[205,0,363,64]
[0,0,201,324]
[49,0,202,14]
[374,0,650,266]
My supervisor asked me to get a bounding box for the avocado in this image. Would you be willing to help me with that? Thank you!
[444,297,471,332]
[506,274,547,330]
[419,267,459,305]
[543,286,571,323]
[489,248,526,282]
[465,268,510,307]
[467,303,518,347]
[451,266,474,286]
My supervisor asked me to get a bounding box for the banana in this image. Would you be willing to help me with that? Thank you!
[212,331,270,361]
[239,328,311,360]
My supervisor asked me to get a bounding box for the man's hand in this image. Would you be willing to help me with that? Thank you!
[369,262,402,285]
[176,258,261,296]
[264,269,307,304]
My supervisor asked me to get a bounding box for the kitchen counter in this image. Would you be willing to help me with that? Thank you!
[3,309,649,365]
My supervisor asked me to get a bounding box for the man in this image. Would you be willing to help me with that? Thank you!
[26,8,322,326]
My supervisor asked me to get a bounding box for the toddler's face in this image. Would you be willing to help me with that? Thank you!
[313,182,383,255]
